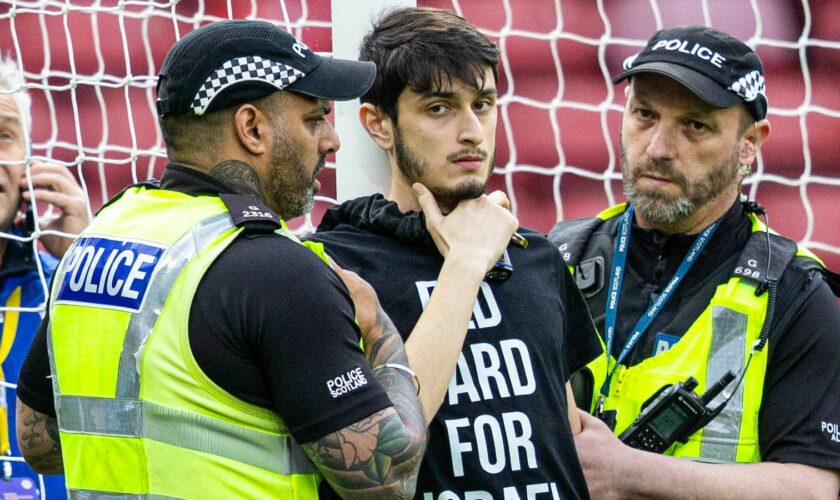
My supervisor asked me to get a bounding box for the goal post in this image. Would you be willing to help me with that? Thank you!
[330,0,412,202]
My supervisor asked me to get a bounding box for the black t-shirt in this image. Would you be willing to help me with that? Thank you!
[553,201,840,470]
[310,194,603,500]
[17,164,392,444]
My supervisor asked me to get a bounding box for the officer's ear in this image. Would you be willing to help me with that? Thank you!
[739,118,770,166]
[233,103,270,157]
[359,103,394,152]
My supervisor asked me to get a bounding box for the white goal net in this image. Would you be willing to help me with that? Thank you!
[1,0,838,496]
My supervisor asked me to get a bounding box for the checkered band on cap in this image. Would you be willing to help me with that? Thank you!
[728,70,765,103]
[190,55,305,115]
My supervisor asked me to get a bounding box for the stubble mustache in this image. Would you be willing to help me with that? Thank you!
[446,148,489,163]
[631,160,688,193]
[312,156,326,181]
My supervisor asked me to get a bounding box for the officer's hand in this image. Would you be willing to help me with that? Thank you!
[413,182,518,274]
[21,161,91,258]
[574,409,636,500]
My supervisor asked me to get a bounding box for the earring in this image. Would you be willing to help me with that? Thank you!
[739,164,752,176]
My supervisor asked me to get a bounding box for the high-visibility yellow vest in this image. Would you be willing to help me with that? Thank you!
[552,203,824,463]
[48,185,325,498]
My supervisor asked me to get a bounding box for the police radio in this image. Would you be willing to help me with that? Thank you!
[485,248,513,282]
[484,233,528,282]
[619,370,736,453]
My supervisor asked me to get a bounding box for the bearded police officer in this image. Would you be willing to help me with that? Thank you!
[549,26,840,498]
[15,20,427,498]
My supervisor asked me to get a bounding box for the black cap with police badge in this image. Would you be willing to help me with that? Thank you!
[156,19,376,117]
[613,25,767,120]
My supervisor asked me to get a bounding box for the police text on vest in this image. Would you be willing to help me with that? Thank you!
[56,237,165,312]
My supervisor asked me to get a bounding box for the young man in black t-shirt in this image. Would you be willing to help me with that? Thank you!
[310,8,602,499]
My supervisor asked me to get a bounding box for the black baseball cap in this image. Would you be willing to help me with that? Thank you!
[613,26,767,120]
[156,20,376,117]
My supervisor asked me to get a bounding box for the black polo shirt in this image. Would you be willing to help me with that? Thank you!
[18,164,392,444]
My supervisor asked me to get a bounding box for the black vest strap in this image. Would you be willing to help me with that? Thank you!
[731,232,797,291]
[826,271,840,296]
[816,266,840,297]
[218,194,281,234]
[548,216,603,265]
[733,232,840,297]
[548,216,619,297]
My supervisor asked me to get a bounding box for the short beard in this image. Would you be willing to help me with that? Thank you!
[620,136,739,227]
[267,124,321,220]
[393,126,493,210]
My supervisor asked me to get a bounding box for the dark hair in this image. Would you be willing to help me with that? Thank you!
[359,7,499,122]
[159,88,282,165]
[159,107,232,163]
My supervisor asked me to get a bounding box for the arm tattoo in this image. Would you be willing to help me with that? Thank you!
[18,408,63,474]
[302,308,426,497]
[365,310,424,433]
[364,310,422,426]
[304,409,424,498]
[209,160,264,201]
[365,307,410,367]
[45,416,60,443]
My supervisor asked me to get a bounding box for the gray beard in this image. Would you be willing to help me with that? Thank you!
[620,137,740,228]
[623,177,695,226]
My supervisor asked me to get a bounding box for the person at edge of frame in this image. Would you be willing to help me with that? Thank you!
[0,55,90,500]
[309,7,603,500]
[12,19,449,499]
[548,25,840,499]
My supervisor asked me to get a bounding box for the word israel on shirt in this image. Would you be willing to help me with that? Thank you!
[56,236,165,312]
[423,482,565,500]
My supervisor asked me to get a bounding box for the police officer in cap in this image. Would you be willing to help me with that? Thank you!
[550,25,840,499]
[16,20,426,498]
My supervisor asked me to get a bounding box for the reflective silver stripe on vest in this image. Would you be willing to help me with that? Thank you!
[58,396,319,475]
[116,213,233,398]
[52,211,319,476]
[699,306,748,461]
[68,490,178,499]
